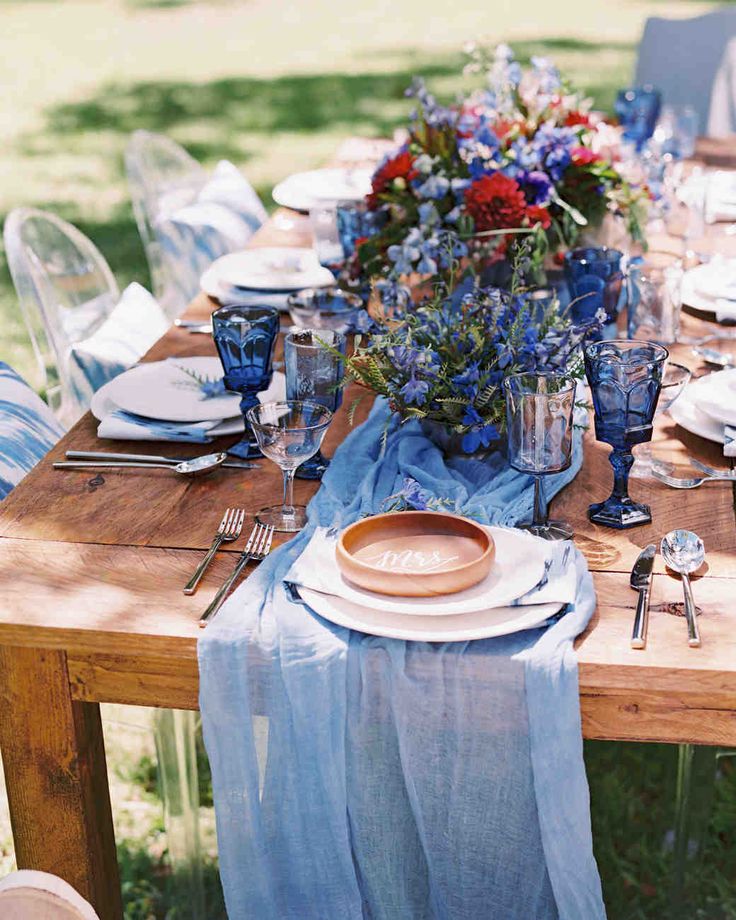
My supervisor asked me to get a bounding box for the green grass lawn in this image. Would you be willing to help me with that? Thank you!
[0,0,735,917]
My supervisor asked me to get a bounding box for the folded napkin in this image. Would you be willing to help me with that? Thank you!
[287,525,578,614]
[97,410,241,443]
[199,399,605,920]
[215,286,291,310]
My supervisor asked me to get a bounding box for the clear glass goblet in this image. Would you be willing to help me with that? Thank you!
[212,304,279,459]
[584,339,669,528]
[631,361,692,478]
[285,329,345,481]
[246,400,333,532]
[503,372,577,541]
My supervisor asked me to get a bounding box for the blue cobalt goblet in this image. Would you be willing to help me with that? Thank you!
[212,304,280,459]
[584,339,668,529]
[563,247,628,338]
[335,203,386,258]
[504,373,577,540]
[285,329,345,480]
[615,86,662,151]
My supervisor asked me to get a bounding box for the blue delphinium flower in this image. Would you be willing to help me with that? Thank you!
[415,174,451,200]
[400,375,430,406]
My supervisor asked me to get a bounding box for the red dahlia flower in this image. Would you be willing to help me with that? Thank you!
[565,111,592,128]
[464,173,527,231]
[526,205,552,230]
[368,151,418,206]
[570,146,601,167]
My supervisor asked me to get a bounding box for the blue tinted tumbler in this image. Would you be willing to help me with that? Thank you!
[212,304,280,459]
[584,339,668,528]
[614,86,662,151]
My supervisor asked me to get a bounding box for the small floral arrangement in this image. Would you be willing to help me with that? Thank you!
[343,271,601,454]
[356,44,649,284]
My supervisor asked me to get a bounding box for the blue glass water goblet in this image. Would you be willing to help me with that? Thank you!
[504,373,577,541]
[212,304,280,459]
[615,86,662,151]
[247,400,333,532]
[584,339,668,528]
[564,247,628,338]
[285,329,346,480]
[335,203,386,258]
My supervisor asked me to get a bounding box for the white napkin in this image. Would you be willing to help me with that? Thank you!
[285,526,578,616]
[688,257,736,321]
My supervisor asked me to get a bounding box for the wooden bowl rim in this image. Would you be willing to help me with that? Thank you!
[336,511,494,578]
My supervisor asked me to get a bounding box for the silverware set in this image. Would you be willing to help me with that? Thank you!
[179,509,274,625]
[629,529,705,650]
[54,450,260,475]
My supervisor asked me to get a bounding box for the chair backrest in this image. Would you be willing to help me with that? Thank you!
[0,361,65,501]
[635,8,736,135]
[708,35,736,137]
[3,207,119,425]
[125,130,207,309]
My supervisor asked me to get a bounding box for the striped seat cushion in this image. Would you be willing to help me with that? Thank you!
[0,362,64,501]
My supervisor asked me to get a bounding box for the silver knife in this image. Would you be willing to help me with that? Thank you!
[65,450,260,470]
[630,544,656,649]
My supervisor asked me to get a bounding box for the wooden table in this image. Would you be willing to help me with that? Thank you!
[3,145,736,919]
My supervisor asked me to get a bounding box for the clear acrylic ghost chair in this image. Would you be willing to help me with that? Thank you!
[125,130,207,316]
[0,871,100,920]
[3,207,119,427]
[635,8,736,135]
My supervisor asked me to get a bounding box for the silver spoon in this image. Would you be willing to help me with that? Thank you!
[661,530,705,648]
[692,345,735,368]
[53,452,227,477]
[65,450,259,471]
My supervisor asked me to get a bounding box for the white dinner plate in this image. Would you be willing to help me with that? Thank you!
[200,248,334,297]
[298,587,563,642]
[100,357,285,423]
[668,371,736,444]
[272,167,373,212]
[682,264,736,320]
[683,368,736,428]
[288,525,556,616]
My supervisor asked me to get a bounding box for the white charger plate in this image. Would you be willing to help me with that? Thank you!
[201,248,335,294]
[290,527,549,616]
[298,587,562,642]
[668,371,736,444]
[272,167,372,212]
[98,357,285,423]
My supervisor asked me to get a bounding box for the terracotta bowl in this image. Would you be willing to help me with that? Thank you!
[335,511,495,597]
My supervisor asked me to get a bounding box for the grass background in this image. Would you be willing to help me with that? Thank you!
[0,0,735,917]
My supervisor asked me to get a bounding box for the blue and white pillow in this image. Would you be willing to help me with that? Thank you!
[68,282,170,405]
[154,160,267,304]
[0,362,64,501]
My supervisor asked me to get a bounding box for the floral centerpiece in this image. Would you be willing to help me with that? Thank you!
[355,44,649,286]
[343,265,602,455]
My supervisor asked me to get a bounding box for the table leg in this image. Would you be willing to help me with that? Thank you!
[0,645,122,919]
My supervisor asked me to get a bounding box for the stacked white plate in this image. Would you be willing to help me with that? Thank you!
[92,356,285,442]
[682,256,736,322]
[707,170,736,222]
[200,247,335,309]
[285,526,578,642]
[272,167,373,212]
[669,368,736,446]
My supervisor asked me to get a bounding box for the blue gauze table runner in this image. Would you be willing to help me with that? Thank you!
[198,399,606,920]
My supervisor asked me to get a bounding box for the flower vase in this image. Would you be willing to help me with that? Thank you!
[420,418,498,461]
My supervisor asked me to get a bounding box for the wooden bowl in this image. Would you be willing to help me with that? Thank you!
[335,511,495,597]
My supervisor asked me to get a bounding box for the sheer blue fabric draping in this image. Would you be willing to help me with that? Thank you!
[198,399,606,920]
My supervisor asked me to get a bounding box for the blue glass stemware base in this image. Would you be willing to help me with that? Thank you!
[295,449,329,480]
[588,496,652,529]
[227,434,263,460]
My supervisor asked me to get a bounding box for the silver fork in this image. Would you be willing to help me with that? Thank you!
[690,457,736,479]
[199,522,275,627]
[652,469,736,489]
[184,508,245,595]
